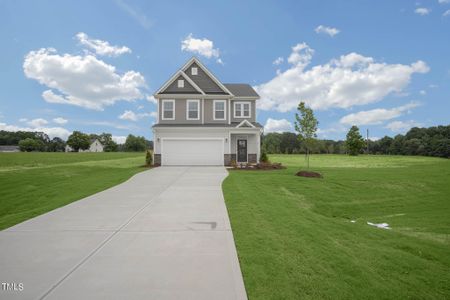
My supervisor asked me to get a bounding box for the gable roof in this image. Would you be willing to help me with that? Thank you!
[155,57,233,96]
[236,119,256,128]
[224,84,259,98]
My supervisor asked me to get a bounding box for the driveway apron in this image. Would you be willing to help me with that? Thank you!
[0,167,247,300]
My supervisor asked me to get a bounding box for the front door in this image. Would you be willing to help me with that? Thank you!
[237,139,247,162]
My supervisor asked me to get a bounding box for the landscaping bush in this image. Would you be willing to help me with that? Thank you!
[260,150,269,163]
[145,150,153,166]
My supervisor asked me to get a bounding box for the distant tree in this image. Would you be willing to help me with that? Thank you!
[18,138,44,152]
[294,102,318,169]
[262,133,282,153]
[345,126,365,156]
[67,131,90,152]
[124,134,147,152]
[47,137,66,152]
[98,133,118,152]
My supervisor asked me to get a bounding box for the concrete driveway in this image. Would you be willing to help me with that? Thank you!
[0,167,247,300]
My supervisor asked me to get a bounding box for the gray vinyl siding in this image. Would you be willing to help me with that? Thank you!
[158,99,202,124]
[184,62,228,94]
[204,99,228,124]
[160,75,200,94]
[230,100,256,123]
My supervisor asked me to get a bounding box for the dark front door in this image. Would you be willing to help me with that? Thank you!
[237,139,247,162]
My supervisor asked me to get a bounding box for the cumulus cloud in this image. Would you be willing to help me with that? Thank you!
[273,57,284,65]
[264,118,293,133]
[254,43,429,112]
[0,122,70,140]
[339,101,420,125]
[76,32,131,57]
[118,110,153,121]
[385,120,423,133]
[24,48,146,110]
[415,7,431,15]
[53,117,68,124]
[438,0,450,4]
[146,95,157,104]
[315,25,340,37]
[112,135,127,144]
[26,118,48,127]
[181,33,222,63]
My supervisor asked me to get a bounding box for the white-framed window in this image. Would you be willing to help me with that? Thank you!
[177,79,184,88]
[234,102,251,118]
[213,100,226,120]
[186,99,200,120]
[162,99,175,120]
[191,67,198,75]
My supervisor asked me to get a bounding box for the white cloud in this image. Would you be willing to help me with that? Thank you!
[438,0,450,4]
[0,122,70,140]
[415,7,431,15]
[264,118,293,133]
[273,57,284,65]
[76,32,131,57]
[118,110,153,121]
[419,90,426,95]
[24,48,146,110]
[385,120,422,133]
[339,101,420,125]
[115,0,153,29]
[315,25,340,37]
[27,118,48,127]
[443,9,450,16]
[181,33,221,61]
[254,43,429,112]
[112,135,127,144]
[146,95,157,104]
[53,117,68,124]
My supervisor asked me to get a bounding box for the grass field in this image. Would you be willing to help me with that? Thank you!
[0,152,146,230]
[223,154,450,299]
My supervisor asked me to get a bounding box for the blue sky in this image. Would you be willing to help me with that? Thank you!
[1,0,449,142]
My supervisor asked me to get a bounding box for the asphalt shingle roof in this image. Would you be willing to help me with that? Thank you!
[223,84,259,98]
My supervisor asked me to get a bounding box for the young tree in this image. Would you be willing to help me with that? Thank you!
[345,126,365,155]
[294,102,318,169]
[67,131,90,152]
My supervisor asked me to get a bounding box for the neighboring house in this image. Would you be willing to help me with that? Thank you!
[0,145,20,152]
[65,139,104,153]
[152,57,263,166]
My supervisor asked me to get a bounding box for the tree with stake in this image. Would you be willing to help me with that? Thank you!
[346,125,365,155]
[294,102,318,169]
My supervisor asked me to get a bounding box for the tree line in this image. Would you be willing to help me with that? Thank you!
[0,130,153,152]
[262,125,450,158]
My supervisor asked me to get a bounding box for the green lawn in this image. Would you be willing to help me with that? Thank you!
[223,154,450,299]
[0,152,146,230]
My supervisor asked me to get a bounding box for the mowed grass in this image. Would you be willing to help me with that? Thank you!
[0,152,146,230]
[223,154,450,299]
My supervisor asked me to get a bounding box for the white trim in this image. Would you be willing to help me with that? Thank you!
[236,119,255,128]
[202,99,204,124]
[213,100,226,121]
[160,137,225,166]
[186,99,200,120]
[180,57,234,96]
[155,94,230,99]
[161,99,175,120]
[156,99,160,123]
[228,99,231,125]
[191,67,198,75]
[177,79,184,88]
[233,101,251,118]
[154,70,205,95]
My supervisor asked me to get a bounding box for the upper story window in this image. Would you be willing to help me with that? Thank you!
[186,99,200,120]
[177,79,184,88]
[162,99,175,120]
[234,102,251,118]
[191,67,198,75]
[214,100,226,120]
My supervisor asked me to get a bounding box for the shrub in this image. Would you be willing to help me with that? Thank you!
[230,159,237,168]
[18,138,44,152]
[145,150,153,166]
[260,150,269,163]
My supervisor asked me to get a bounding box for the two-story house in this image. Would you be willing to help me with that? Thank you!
[152,57,263,166]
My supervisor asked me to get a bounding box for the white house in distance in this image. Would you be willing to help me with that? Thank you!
[152,57,262,166]
[65,139,104,153]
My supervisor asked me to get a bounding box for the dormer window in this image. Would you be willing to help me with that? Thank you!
[177,79,184,88]
[234,102,251,118]
[191,67,198,75]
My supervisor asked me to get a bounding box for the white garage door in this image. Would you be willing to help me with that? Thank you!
[162,139,224,166]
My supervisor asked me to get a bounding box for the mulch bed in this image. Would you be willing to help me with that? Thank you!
[231,162,285,170]
[295,170,323,178]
